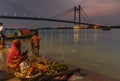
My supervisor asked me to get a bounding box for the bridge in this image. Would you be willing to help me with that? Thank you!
[0,15,95,26]
[0,5,113,29]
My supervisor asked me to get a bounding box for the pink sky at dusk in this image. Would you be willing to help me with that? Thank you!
[84,0,120,16]
[81,0,120,25]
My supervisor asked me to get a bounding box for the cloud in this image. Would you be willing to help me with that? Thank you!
[80,0,120,25]
[84,0,120,16]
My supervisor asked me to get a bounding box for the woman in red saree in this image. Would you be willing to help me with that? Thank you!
[6,39,27,71]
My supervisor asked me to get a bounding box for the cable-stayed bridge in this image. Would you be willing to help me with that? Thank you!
[0,15,94,26]
[0,4,116,29]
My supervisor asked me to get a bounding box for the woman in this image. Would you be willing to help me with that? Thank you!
[31,32,41,56]
[6,39,28,71]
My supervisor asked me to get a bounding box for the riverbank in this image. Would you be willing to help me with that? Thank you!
[0,48,120,81]
[1,67,120,81]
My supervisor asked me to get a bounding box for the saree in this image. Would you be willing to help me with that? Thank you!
[6,39,23,69]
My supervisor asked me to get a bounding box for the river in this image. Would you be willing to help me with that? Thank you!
[2,28,120,80]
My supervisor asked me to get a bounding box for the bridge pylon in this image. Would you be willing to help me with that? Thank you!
[74,5,81,26]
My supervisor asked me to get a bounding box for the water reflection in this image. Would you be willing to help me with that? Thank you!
[58,30,63,44]
[39,29,99,47]
[73,29,80,44]
[93,29,98,47]
[73,29,98,47]
[2,29,119,80]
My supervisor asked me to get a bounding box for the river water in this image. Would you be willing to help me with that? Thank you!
[2,28,120,80]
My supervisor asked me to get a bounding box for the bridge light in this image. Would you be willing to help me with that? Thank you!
[74,24,80,29]
[93,25,101,29]
[93,25,97,29]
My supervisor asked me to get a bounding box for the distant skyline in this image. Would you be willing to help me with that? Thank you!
[0,0,120,27]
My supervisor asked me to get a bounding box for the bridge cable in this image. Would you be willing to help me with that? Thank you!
[81,7,93,24]
[52,7,74,20]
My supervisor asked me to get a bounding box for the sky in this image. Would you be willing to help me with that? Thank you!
[0,0,120,28]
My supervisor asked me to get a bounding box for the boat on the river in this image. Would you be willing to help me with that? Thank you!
[5,29,36,39]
